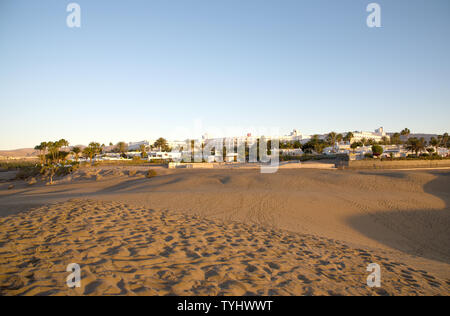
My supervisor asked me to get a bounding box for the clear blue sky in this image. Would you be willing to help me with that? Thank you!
[1,0,449,149]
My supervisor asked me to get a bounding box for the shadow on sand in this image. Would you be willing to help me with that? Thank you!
[347,170,450,264]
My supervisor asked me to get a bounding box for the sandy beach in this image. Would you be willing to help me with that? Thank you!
[0,167,449,296]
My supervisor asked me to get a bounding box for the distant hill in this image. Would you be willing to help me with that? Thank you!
[0,145,113,159]
[0,148,39,159]
[387,133,438,142]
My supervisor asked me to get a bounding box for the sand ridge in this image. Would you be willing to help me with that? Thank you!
[0,199,448,296]
[1,167,449,295]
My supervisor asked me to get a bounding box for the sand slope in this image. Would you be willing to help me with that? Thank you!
[0,199,448,296]
[0,167,449,295]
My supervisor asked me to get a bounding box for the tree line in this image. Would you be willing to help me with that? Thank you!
[34,138,172,165]
[280,129,449,155]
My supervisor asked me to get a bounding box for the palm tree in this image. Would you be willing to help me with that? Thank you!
[406,137,426,156]
[401,128,410,136]
[437,133,449,148]
[343,132,354,143]
[391,133,401,145]
[83,142,101,163]
[38,139,68,184]
[58,139,70,164]
[140,144,147,158]
[326,132,337,146]
[154,138,170,152]
[303,135,327,154]
[46,141,59,163]
[116,142,128,155]
[89,142,101,160]
[430,137,439,152]
[401,128,411,142]
[44,139,68,163]
[34,142,48,164]
[34,144,42,161]
[82,147,92,161]
[71,147,81,161]
[59,151,70,165]
[59,139,69,149]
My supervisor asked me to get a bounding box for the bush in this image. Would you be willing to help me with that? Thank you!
[280,154,348,162]
[12,162,79,182]
[0,161,39,171]
[146,169,157,178]
[55,165,78,177]
[91,160,161,166]
[380,154,448,161]
[371,145,383,157]
[15,166,41,180]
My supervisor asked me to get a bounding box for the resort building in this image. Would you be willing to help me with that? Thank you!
[437,147,450,157]
[199,129,309,148]
[350,127,390,143]
[167,140,189,150]
[323,144,352,155]
[147,151,182,161]
[277,129,311,143]
[128,141,150,151]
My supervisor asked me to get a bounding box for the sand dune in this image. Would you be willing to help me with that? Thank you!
[0,199,448,296]
[0,167,449,295]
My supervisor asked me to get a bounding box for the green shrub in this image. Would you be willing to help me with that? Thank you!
[280,154,348,162]
[371,145,383,157]
[0,161,39,171]
[15,166,41,180]
[90,160,162,166]
[55,166,77,177]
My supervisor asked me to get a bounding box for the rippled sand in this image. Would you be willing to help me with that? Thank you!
[0,199,448,296]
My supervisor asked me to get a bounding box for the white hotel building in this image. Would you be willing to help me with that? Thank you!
[350,127,390,143]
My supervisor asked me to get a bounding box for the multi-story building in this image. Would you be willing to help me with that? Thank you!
[128,141,150,151]
[351,127,390,143]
